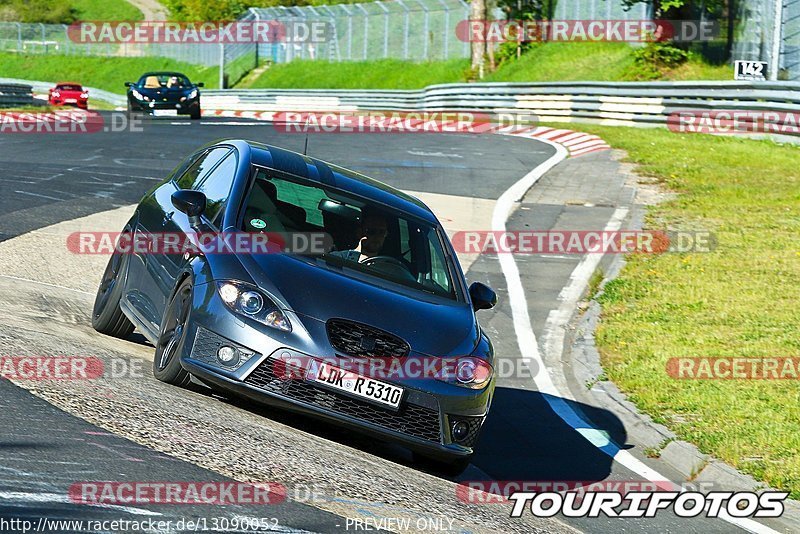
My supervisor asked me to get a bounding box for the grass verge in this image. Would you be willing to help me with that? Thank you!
[0,53,218,94]
[564,123,800,497]
[72,0,143,21]
[240,42,730,89]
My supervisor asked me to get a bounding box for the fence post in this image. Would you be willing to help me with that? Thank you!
[251,9,260,67]
[375,1,389,58]
[417,0,430,60]
[462,2,468,57]
[16,22,21,52]
[62,24,69,55]
[397,0,410,59]
[219,43,225,88]
[770,0,784,80]
[357,4,369,60]
[437,0,449,60]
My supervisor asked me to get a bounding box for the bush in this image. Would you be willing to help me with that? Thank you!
[629,42,689,80]
[0,0,77,23]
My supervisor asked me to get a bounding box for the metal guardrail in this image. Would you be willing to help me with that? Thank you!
[0,77,797,134]
[0,83,33,108]
[201,81,800,132]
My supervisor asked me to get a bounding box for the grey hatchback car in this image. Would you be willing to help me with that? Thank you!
[92,140,497,473]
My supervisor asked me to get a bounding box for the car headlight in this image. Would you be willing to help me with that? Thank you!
[51,91,60,98]
[187,88,198,99]
[80,92,88,99]
[435,356,493,389]
[131,89,145,100]
[216,281,291,332]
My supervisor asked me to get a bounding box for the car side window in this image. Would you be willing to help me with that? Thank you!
[196,152,237,224]
[175,147,230,190]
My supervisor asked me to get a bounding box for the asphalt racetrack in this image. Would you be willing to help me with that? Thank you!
[0,114,790,533]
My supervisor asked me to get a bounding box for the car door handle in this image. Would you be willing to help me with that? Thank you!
[162,211,174,225]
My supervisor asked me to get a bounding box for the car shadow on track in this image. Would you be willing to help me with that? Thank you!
[468,387,625,487]
[186,380,624,484]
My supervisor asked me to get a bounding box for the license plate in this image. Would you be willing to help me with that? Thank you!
[65,98,77,103]
[153,109,177,117]
[314,362,403,409]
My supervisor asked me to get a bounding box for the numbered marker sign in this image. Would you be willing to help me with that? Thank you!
[735,60,768,81]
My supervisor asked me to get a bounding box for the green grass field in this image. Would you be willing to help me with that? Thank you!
[240,42,731,89]
[566,124,800,497]
[0,0,143,23]
[0,53,218,93]
[72,0,143,21]
[241,58,468,90]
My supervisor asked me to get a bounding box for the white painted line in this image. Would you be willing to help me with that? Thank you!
[14,190,62,201]
[0,491,161,516]
[0,274,93,296]
[496,136,778,533]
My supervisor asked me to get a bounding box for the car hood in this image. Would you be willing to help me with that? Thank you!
[137,87,193,98]
[237,253,479,357]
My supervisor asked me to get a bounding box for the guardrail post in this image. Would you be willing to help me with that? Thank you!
[16,23,21,52]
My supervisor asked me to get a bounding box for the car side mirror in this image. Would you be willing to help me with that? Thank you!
[196,82,205,87]
[469,282,497,311]
[171,190,206,226]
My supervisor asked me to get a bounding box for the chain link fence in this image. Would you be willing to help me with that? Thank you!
[0,22,251,87]
[248,0,470,63]
[0,1,797,83]
[735,0,800,80]
[554,0,652,20]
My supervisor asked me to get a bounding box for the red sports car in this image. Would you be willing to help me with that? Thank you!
[48,82,88,109]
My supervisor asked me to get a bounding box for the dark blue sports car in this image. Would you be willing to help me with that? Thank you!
[92,140,497,473]
[125,71,203,120]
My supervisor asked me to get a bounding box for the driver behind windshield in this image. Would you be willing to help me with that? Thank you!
[331,210,388,262]
[167,76,183,89]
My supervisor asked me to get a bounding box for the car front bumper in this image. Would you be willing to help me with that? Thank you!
[129,97,199,115]
[177,282,494,459]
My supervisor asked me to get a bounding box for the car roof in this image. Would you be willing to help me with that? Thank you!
[225,139,437,224]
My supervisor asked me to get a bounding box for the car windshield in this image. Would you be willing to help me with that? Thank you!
[138,73,191,89]
[243,167,459,301]
[57,84,81,91]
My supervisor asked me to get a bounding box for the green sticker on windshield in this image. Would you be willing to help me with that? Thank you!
[250,218,266,229]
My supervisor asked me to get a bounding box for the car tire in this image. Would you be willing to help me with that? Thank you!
[153,278,193,387]
[190,107,201,120]
[92,252,135,338]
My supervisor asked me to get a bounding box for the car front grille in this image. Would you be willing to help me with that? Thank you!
[326,318,410,359]
[244,357,441,443]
